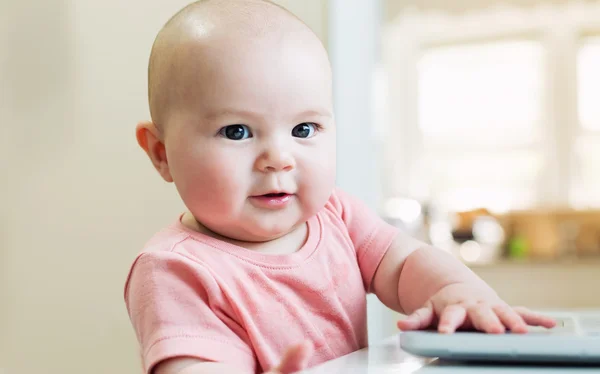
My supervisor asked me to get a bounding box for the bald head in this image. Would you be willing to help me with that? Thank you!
[147,0,329,129]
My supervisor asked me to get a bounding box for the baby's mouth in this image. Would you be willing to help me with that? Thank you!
[249,192,294,208]
[262,193,288,198]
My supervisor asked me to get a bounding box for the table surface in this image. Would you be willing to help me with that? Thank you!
[302,311,600,374]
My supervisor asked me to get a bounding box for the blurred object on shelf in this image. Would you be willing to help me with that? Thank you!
[383,197,600,264]
[507,232,528,259]
[449,208,505,264]
[499,209,600,260]
[454,208,493,236]
[473,215,506,246]
[503,211,560,259]
[386,203,506,265]
[383,197,428,241]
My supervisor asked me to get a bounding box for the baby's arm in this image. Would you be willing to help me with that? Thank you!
[371,233,556,333]
[155,358,245,374]
[327,187,555,334]
[371,232,488,314]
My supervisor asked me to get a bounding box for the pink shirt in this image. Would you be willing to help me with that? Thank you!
[124,188,398,373]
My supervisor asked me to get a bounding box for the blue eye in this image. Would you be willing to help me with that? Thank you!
[219,124,252,140]
[292,123,317,138]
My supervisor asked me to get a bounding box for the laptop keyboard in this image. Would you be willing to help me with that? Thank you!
[539,315,600,336]
[576,315,600,335]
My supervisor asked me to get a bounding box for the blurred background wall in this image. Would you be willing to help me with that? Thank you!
[1,0,599,373]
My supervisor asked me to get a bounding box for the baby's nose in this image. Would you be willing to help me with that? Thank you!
[255,146,296,172]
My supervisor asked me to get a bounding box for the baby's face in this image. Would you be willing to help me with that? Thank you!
[163,34,336,242]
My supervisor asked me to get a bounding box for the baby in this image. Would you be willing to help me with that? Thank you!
[124,1,556,373]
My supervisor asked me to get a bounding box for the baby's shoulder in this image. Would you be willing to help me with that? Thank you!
[139,224,192,254]
[319,187,362,223]
[133,222,230,268]
[124,224,226,298]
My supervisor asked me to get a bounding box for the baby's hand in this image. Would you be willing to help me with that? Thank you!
[265,341,313,374]
[396,283,557,334]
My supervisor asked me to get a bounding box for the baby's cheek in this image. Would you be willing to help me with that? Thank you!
[299,168,335,212]
[173,164,218,206]
[204,163,250,196]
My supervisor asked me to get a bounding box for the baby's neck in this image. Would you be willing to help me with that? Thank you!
[181,212,308,255]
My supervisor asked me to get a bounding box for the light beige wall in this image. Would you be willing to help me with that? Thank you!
[274,0,328,45]
[471,262,600,309]
[0,1,327,373]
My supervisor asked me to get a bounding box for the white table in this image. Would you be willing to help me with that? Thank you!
[303,311,600,374]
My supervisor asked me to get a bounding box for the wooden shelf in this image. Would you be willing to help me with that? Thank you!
[466,256,600,269]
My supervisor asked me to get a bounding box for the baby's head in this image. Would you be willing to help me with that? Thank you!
[136,0,336,242]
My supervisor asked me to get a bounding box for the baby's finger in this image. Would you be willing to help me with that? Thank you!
[468,304,505,334]
[397,305,434,331]
[493,305,528,334]
[437,304,467,334]
[271,341,313,374]
[514,307,557,329]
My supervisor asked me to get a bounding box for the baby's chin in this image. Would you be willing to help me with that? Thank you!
[190,214,303,243]
[234,220,305,243]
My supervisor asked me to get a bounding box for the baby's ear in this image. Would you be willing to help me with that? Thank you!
[135,121,173,182]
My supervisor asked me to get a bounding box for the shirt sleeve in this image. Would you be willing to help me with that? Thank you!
[327,187,399,292]
[124,250,256,374]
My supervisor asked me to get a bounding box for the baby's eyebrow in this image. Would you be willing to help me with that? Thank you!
[295,109,333,119]
[204,108,262,121]
[205,108,333,121]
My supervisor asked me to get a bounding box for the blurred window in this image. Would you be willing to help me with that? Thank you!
[571,36,600,208]
[415,40,545,212]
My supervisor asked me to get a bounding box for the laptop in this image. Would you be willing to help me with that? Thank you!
[400,312,600,364]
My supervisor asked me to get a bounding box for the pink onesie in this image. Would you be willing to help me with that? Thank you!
[124,188,398,373]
